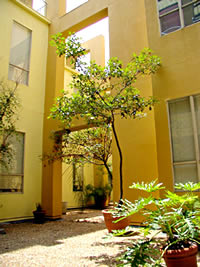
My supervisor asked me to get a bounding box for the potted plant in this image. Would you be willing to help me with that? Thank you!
[33,203,46,224]
[84,184,112,209]
[112,181,200,266]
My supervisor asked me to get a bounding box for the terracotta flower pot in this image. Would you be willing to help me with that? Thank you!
[102,209,130,233]
[163,243,198,267]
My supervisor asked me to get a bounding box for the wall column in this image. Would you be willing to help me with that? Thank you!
[42,2,65,217]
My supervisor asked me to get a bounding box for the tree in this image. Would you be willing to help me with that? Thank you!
[44,125,112,184]
[0,80,19,167]
[50,33,161,200]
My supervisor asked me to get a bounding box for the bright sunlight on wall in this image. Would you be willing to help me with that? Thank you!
[76,17,110,63]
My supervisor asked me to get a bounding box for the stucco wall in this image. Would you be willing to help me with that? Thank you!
[44,0,159,222]
[145,0,200,194]
[0,0,49,221]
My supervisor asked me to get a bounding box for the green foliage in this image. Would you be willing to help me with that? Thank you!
[50,51,160,127]
[84,183,112,207]
[63,126,112,170]
[84,183,112,199]
[49,32,161,199]
[43,125,112,182]
[110,226,140,237]
[112,196,153,220]
[129,179,165,192]
[118,239,162,267]
[50,32,86,68]
[0,81,19,167]
[175,182,200,191]
[113,181,200,266]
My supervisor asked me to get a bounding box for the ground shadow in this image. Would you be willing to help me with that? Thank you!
[87,240,200,266]
[87,240,134,266]
[0,209,106,254]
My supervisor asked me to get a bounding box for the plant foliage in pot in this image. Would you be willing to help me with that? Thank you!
[84,184,112,209]
[112,181,200,267]
[33,203,46,224]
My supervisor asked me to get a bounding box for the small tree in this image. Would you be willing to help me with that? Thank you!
[44,126,112,184]
[50,33,160,200]
[0,80,19,167]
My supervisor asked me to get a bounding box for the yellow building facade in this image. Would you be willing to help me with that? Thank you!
[1,0,200,223]
[0,0,50,221]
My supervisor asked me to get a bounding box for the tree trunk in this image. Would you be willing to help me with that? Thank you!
[111,115,123,200]
[104,161,113,187]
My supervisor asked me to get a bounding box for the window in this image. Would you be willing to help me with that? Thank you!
[168,95,200,186]
[8,22,32,85]
[32,0,47,16]
[157,0,200,35]
[73,163,83,191]
[66,0,88,13]
[0,132,25,193]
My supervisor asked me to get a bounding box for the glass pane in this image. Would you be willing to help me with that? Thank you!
[0,175,23,192]
[183,5,193,26]
[169,98,195,162]
[174,164,198,184]
[32,0,47,16]
[0,132,24,175]
[158,0,179,15]
[182,0,193,5]
[183,1,200,26]
[8,65,28,85]
[9,22,31,71]
[73,163,83,191]
[160,10,181,34]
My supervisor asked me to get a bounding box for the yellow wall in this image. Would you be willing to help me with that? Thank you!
[145,0,200,196]
[44,0,159,221]
[82,35,105,66]
[62,35,107,209]
[0,0,49,221]
[55,1,200,219]
[62,163,94,208]
[4,0,199,222]
[108,0,158,205]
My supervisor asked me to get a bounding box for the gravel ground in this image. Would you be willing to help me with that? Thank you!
[0,209,199,267]
[0,209,134,267]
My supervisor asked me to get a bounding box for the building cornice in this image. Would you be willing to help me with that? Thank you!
[10,0,51,25]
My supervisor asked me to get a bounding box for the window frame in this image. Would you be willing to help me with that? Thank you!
[8,21,32,85]
[167,95,200,190]
[0,131,25,194]
[157,0,200,35]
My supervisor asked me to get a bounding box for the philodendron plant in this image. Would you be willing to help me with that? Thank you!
[112,180,200,266]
